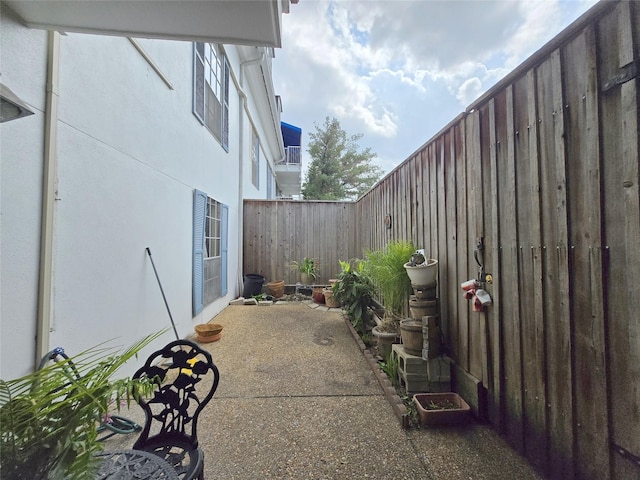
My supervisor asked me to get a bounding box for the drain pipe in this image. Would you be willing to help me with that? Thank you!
[35,31,61,369]
[233,49,264,294]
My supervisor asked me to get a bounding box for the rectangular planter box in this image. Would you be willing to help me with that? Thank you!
[413,392,470,426]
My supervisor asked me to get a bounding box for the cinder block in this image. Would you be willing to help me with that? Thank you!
[398,372,430,394]
[392,344,428,375]
[399,371,451,394]
[229,298,244,305]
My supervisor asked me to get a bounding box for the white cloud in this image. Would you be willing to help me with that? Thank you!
[456,77,482,106]
[274,0,599,177]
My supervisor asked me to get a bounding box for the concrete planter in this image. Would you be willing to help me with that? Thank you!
[399,319,423,355]
[372,325,399,360]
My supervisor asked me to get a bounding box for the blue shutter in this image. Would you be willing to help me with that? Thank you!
[193,189,207,315]
[193,43,205,125]
[221,204,229,296]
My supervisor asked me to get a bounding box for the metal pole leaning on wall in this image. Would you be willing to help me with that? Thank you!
[145,247,180,341]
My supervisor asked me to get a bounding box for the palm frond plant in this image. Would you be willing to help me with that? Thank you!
[0,332,163,480]
[331,259,375,336]
[364,240,415,333]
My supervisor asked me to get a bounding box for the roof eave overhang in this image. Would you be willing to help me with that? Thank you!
[4,0,288,47]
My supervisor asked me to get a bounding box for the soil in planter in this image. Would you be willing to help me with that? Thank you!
[423,399,459,410]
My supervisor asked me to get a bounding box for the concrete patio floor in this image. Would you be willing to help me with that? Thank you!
[104,301,543,479]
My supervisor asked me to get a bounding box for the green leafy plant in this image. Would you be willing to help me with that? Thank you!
[379,350,399,387]
[401,394,419,427]
[332,259,375,335]
[290,257,320,281]
[425,399,459,410]
[0,332,163,480]
[364,240,415,332]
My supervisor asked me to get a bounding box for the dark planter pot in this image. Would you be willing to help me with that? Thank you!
[243,274,264,297]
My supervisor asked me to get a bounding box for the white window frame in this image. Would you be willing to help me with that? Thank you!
[193,190,228,315]
[193,43,229,151]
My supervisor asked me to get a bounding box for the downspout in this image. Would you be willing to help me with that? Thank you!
[35,31,60,369]
[233,50,264,294]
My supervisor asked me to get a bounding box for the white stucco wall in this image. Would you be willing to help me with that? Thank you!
[47,33,243,375]
[0,8,48,378]
[1,22,280,379]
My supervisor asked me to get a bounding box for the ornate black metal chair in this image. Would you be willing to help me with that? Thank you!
[132,340,219,480]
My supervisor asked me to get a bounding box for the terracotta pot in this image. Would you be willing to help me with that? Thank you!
[196,332,221,343]
[194,323,223,344]
[323,288,340,308]
[312,286,325,304]
[195,323,223,336]
[267,280,285,298]
[413,393,470,426]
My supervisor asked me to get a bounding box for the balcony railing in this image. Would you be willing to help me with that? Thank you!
[279,146,301,165]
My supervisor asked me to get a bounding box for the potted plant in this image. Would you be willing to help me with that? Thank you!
[290,257,319,285]
[413,392,470,426]
[0,334,161,480]
[404,250,439,287]
[364,240,415,358]
[312,286,326,304]
[266,279,285,298]
[331,259,375,335]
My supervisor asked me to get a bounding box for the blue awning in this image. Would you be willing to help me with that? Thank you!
[281,122,301,147]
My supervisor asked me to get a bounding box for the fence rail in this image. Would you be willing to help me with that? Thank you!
[244,2,639,479]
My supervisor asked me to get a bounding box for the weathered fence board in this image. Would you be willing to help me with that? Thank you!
[564,25,609,480]
[599,3,640,479]
[536,48,574,480]
[243,2,638,478]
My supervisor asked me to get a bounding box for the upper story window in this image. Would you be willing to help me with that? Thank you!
[193,42,229,151]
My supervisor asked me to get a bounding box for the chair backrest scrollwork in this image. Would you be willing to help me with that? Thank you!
[133,340,219,449]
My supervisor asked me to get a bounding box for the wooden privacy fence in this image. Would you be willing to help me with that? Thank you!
[244,2,639,479]
[243,200,359,284]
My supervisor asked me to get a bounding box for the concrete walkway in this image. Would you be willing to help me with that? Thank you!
[106,302,542,479]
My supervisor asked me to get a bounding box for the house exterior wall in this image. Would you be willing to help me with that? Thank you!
[0,9,283,378]
[0,9,48,378]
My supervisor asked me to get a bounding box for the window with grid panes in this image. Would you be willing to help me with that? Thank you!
[203,197,221,306]
[193,42,229,150]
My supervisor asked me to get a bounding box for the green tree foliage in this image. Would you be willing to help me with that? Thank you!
[302,117,382,200]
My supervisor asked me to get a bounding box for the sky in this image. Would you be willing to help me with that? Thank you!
[272,0,599,178]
